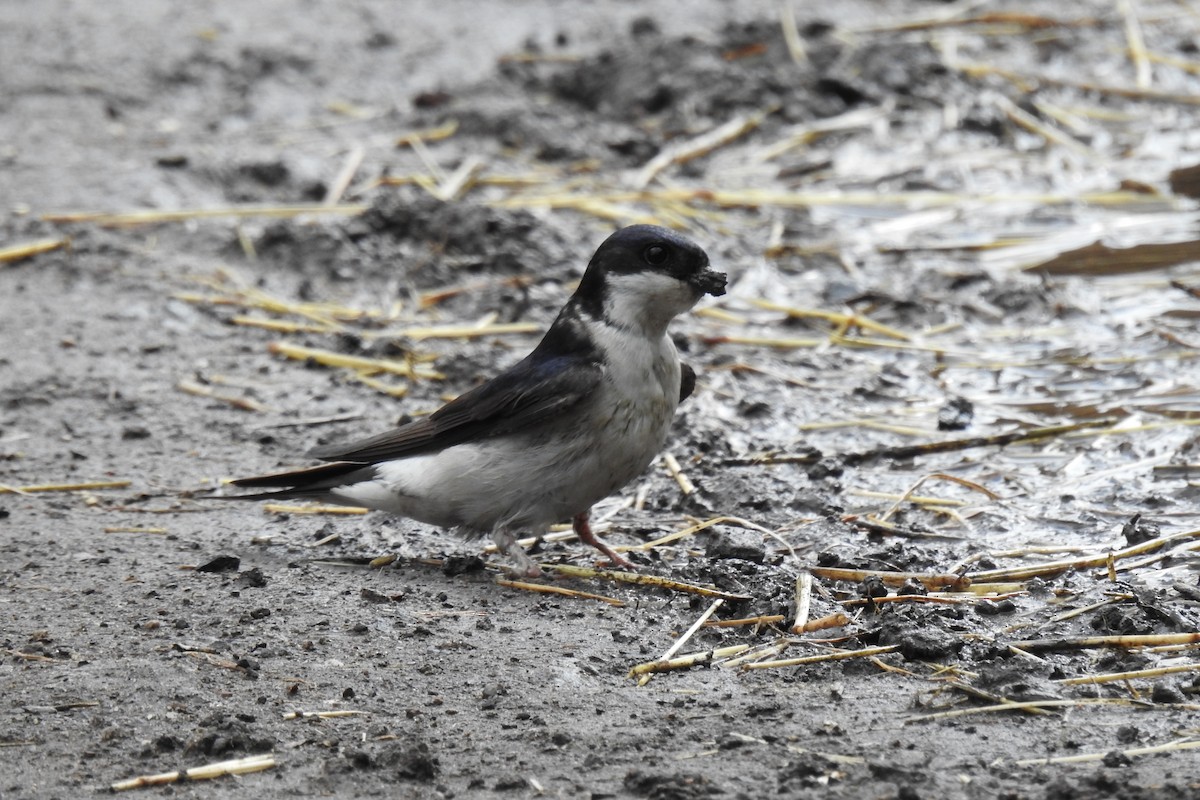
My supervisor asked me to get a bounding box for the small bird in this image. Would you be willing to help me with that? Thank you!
[225,224,726,575]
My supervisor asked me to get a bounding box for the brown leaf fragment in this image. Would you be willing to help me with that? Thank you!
[1026,239,1200,276]
[1168,163,1200,198]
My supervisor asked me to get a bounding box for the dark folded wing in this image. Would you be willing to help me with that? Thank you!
[307,354,603,464]
[679,363,696,403]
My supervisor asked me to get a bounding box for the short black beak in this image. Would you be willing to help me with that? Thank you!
[691,268,727,297]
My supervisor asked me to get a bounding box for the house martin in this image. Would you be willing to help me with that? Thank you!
[225,224,726,576]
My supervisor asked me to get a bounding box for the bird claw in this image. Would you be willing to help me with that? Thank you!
[491,514,635,578]
[596,553,636,572]
[503,562,543,579]
[491,529,542,578]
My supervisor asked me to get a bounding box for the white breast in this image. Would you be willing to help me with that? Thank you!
[581,318,682,496]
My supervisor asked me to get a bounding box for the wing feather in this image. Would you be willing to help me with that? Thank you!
[307,353,602,464]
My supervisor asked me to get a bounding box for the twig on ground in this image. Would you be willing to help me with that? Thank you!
[742,644,900,670]
[968,528,1200,582]
[0,480,131,495]
[0,238,68,264]
[662,453,695,496]
[809,567,971,591]
[1009,633,1200,652]
[1015,738,1200,766]
[496,578,626,607]
[1056,663,1200,686]
[545,564,751,600]
[790,572,813,633]
[177,379,266,412]
[637,599,724,685]
[111,754,276,791]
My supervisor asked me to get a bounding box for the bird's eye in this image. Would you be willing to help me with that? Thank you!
[643,244,669,265]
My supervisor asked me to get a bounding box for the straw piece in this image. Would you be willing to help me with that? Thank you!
[848,489,968,507]
[1015,738,1200,767]
[704,614,787,629]
[1120,0,1153,89]
[1057,662,1200,686]
[493,187,1164,214]
[790,573,812,633]
[348,373,410,398]
[1051,594,1123,623]
[758,104,892,161]
[742,644,900,670]
[178,274,377,324]
[747,299,911,341]
[323,145,365,206]
[395,120,459,147]
[841,594,992,608]
[993,95,1096,157]
[43,204,365,227]
[663,600,723,661]
[909,698,1134,724]
[0,238,68,265]
[267,341,444,380]
[952,60,1200,105]
[942,679,1055,717]
[863,11,1085,33]
[810,567,970,591]
[703,334,825,350]
[628,515,767,552]
[633,107,775,189]
[779,1,806,65]
[368,322,540,341]
[111,753,276,791]
[545,564,752,600]
[496,578,626,607]
[261,503,369,516]
[968,528,1200,582]
[721,641,792,668]
[853,419,1118,467]
[628,644,752,676]
[878,473,999,523]
[434,155,485,201]
[3,648,60,663]
[231,316,335,335]
[282,710,366,720]
[663,453,695,496]
[636,599,724,685]
[1011,633,1200,652]
[177,379,266,412]
[1152,463,1200,480]
[0,480,131,495]
[794,612,852,633]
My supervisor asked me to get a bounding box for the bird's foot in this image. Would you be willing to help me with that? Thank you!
[573,512,636,571]
[491,529,542,578]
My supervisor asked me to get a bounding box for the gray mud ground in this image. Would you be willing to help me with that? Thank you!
[4,1,1200,798]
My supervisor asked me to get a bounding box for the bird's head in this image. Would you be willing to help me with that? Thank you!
[574,224,726,335]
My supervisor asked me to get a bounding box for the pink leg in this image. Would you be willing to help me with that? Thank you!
[573,511,635,570]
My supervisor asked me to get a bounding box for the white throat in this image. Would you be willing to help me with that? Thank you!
[601,272,698,336]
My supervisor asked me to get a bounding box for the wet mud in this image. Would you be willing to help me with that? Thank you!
[3,1,1200,797]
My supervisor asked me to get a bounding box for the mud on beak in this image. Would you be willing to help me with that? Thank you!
[690,267,727,297]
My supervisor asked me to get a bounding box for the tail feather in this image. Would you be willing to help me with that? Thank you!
[215,461,373,501]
